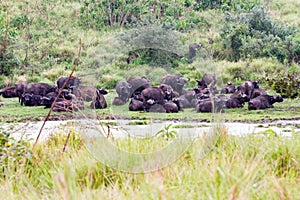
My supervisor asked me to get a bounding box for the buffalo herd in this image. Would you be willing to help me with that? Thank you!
[113,74,285,113]
[0,76,108,112]
[0,73,285,113]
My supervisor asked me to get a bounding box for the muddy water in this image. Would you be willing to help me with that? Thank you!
[1,119,300,143]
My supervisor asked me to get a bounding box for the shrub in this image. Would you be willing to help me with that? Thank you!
[193,0,261,12]
[220,6,299,63]
[264,73,300,98]
[0,7,20,76]
[78,0,205,32]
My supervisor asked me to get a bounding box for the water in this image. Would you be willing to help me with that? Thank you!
[1,119,299,143]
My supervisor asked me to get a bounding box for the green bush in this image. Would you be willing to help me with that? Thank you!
[193,0,261,12]
[78,0,205,32]
[264,73,300,98]
[220,6,299,63]
[0,7,20,76]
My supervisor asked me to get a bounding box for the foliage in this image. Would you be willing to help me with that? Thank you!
[1,126,300,199]
[0,6,20,76]
[78,0,205,31]
[264,73,300,98]
[220,6,299,63]
[0,128,32,178]
[155,124,177,140]
[193,0,261,12]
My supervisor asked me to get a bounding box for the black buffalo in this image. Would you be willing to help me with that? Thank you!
[195,97,226,113]
[24,82,57,96]
[112,97,126,106]
[251,88,267,99]
[159,84,177,101]
[248,94,283,110]
[177,89,196,108]
[196,74,216,88]
[21,93,43,106]
[41,90,78,108]
[164,100,180,113]
[225,91,250,109]
[196,73,218,95]
[127,77,150,95]
[0,86,18,98]
[57,76,81,90]
[90,88,108,109]
[129,98,144,111]
[40,91,67,108]
[115,81,132,102]
[15,81,27,102]
[73,86,96,102]
[161,74,188,95]
[221,82,236,94]
[238,80,259,99]
[141,87,165,112]
[178,95,193,108]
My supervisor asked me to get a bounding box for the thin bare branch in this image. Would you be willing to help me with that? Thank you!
[32,38,82,150]
[62,130,72,153]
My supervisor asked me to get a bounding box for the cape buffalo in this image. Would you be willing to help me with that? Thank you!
[195,97,226,113]
[238,80,259,99]
[115,81,132,102]
[141,87,165,112]
[127,77,150,95]
[0,87,18,98]
[90,89,108,109]
[159,84,176,101]
[248,94,283,110]
[251,88,267,99]
[112,97,126,106]
[57,76,81,90]
[177,89,196,108]
[24,82,57,96]
[178,95,193,108]
[161,74,188,95]
[73,86,96,101]
[196,74,218,95]
[41,90,76,108]
[225,91,249,109]
[164,100,180,113]
[21,93,43,106]
[221,82,236,94]
[15,81,27,102]
[129,98,144,111]
[196,74,216,88]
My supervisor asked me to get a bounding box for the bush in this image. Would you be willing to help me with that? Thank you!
[264,73,300,98]
[220,6,299,63]
[0,6,20,76]
[78,0,205,32]
[193,0,261,12]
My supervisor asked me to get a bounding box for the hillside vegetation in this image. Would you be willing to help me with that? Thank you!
[0,0,299,96]
[1,1,300,199]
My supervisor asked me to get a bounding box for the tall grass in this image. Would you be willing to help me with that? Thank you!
[0,127,299,199]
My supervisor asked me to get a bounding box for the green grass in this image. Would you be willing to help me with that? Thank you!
[0,95,299,123]
[1,125,300,199]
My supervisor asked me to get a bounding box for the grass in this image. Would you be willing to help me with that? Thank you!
[0,125,300,199]
[1,95,299,123]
